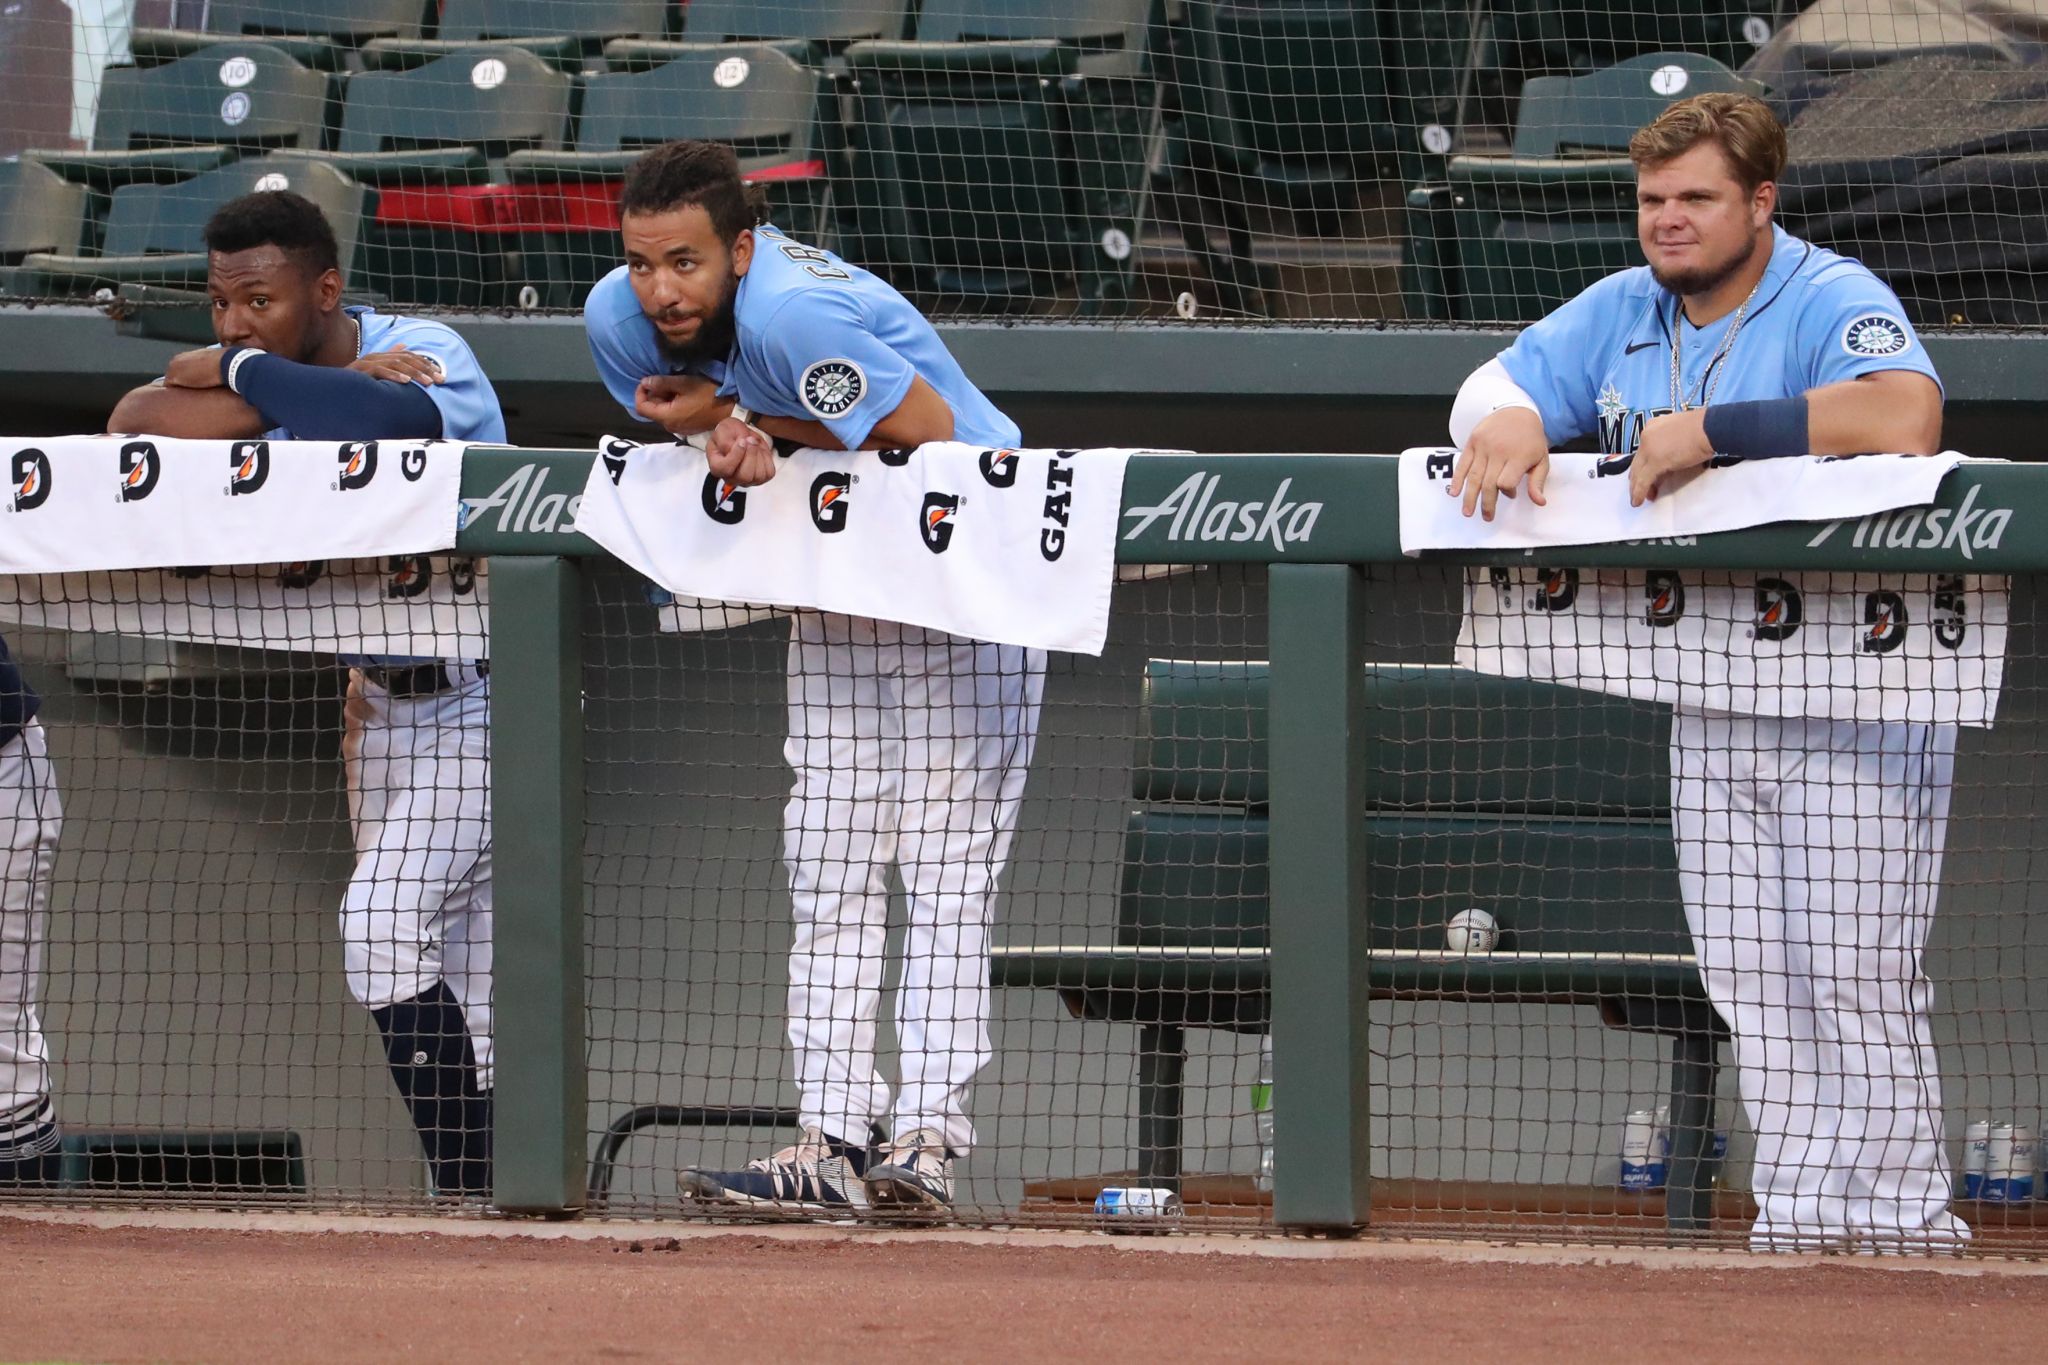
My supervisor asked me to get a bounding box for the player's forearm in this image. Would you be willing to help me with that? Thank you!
[107,382,268,439]
[224,350,444,441]
[1804,375,1943,456]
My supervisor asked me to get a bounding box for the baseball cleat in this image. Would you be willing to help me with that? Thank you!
[862,1127,956,1213]
[679,1126,869,1216]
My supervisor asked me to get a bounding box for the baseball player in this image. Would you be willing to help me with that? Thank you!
[0,640,63,1191]
[584,139,1043,1215]
[1448,94,1959,1251]
[109,190,506,1199]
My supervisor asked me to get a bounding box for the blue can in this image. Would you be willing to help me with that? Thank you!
[1094,1186,1185,1229]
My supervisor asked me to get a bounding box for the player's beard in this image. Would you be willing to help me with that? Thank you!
[656,274,740,367]
[1649,226,1768,300]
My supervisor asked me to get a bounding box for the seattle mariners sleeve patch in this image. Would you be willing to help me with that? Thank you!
[800,359,867,419]
[1840,314,1911,359]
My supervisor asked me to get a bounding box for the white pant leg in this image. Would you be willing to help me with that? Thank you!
[0,722,62,1150]
[1779,717,1963,1247]
[783,614,900,1145]
[889,629,1044,1156]
[1671,709,1846,1247]
[340,672,495,1069]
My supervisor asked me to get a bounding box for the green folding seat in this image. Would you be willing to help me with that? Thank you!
[29,42,332,195]
[608,0,907,61]
[1490,0,1779,86]
[1403,51,1760,323]
[1173,0,1397,220]
[284,47,571,306]
[359,0,673,72]
[912,0,1155,78]
[840,39,1150,311]
[14,155,364,295]
[505,44,828,302]
[129,0,430,70]
[0,159,89,265]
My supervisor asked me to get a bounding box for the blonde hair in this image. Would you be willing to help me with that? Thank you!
[1629,92,1787,193]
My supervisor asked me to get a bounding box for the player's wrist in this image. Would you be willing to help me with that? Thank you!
[1703,397,1810,460]
[220,346,267,393]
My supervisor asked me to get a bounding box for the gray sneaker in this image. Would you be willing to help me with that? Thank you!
[863,1127,956,1212]
[679,1126,870,1217]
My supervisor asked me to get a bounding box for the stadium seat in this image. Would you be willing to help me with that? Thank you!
[27,42,333,194]
[12,154,363,295]
[281,46,571,305]
[911,0,1156,78]
[0,158,89,264]
[674,0,908,49]
[1489,0,1778,89]
[838,39,1156,310]
[1401,51,1761,324]
[504,44,829,303]
[358,0,674,72]
[129,0,431,70]
[990,660,1728,1231]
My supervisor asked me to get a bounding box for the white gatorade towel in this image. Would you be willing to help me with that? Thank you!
[577,437,1136,655]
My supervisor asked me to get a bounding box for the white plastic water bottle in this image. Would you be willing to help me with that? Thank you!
[1254,1035,1275,1193]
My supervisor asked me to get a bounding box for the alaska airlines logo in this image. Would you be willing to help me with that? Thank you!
[1120,472,1323,552]
[1804,484,2012,562]
[458,462,583,535]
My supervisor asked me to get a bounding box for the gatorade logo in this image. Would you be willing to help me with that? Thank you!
[1643,569,1685,627]
[277,561,326,590]
[118,440,161,502]
[386,555,432,599]
[1933,574,1967,650]
[337,441,379,491]
[920,492,960,554]
[877,448,914,468]
[1752,577,1803,641]
[809,472,851,533]
[701,472,746,524]
[1423,449,1455,481]
[10,448,51,511]
[1862,589,1908,654]
[1528,567,1578,612]
[450,557,479,596]
[399,445,428,482]
[600,436,637,487]
[229,440,270,495]
[978,448,1020,489]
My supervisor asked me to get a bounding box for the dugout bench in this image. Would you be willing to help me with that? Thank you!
[990,658,1730,1232]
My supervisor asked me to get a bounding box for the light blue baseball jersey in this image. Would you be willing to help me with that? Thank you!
[1495,225,1940,456]
[263,306,507,443]
[584,224,1020,448]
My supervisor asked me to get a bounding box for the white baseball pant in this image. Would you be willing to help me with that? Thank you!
[1670,708,1963,1250]
[0,721,62,1160]
[341,668,495,1086]
[783,613,1044,1157]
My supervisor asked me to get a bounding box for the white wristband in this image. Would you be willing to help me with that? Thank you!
[224,346,267,394]
[730,403,753,426]
[1449,356,1543,448]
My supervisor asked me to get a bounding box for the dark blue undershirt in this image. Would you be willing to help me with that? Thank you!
[221,349,444,441]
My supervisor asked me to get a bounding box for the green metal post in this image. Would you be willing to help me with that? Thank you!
[1266,563,1372,1232]
[488,555,586,1216]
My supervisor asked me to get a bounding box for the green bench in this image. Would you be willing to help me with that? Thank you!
[991,659,1728,1230]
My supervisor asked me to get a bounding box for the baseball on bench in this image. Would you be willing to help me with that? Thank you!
[1445,907,1500,954]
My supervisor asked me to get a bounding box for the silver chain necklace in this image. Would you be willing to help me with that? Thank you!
[1668,274,1763,413]
[351,313,363,360]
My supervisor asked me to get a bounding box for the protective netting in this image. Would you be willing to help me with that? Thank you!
[10,554,2044,1251]
[11,0,2048,324]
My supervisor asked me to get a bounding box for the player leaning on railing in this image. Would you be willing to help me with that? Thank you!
[1448,93,1960,1252]
[107,192,507,1202]
[584,139,1043,1217]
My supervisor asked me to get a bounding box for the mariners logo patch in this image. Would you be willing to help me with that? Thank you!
[1840,314,1910,358]
[800,359,866,418]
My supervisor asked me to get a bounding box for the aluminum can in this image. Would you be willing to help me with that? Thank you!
[1962,1119,1992,1200]
[1094,1186,1186,1230]
[1984,1123,2037,1203]
[1620,1109,1665,1190]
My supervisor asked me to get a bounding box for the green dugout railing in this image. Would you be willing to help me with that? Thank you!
[468,449,2048,1230]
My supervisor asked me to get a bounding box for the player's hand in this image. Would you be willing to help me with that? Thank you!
[705,417,778,487]
[1628,408,1715,507]
[634,374,728,434]
[350,343,443,386]
[163,348,227,389]
[1448,407,1551,520]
